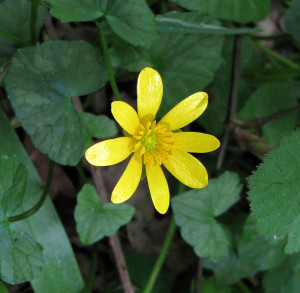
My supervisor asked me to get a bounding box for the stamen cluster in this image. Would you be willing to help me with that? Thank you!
[132,120,174,165]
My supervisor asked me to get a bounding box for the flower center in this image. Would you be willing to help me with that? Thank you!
[132,120,174,166]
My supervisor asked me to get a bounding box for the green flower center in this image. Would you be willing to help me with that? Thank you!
[141,134,157,150]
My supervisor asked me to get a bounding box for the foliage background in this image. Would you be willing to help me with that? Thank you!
[0,0,300,292]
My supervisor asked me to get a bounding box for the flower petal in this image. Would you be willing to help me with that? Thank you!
[159,92,208,131]
[111,153,142,203]
[85,137,133,166]
[146,163,170,214]
[137,67,163,122]
[111,101,140,135]
[173,132,220,153]
[163,150,208,188]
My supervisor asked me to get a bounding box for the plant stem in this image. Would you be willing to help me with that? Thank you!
[232,104,300,129]
[0,29,30,46]
[194,258,204,293]
[215,34,242,175]
[0,57,13,86]
[253,40,299,69]
[30,0,39,45]
[82,245,98,293]
[72,97,134,293]
[6,160,54,222]
[143,216,177,293]
[98,23,121,101]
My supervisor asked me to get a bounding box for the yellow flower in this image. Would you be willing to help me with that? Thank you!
[85,67,220,214]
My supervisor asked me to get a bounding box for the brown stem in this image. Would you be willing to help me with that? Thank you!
[0,57,13,85]
[232,104,300,129]
[214,35,242,176]
[73,97,134,293]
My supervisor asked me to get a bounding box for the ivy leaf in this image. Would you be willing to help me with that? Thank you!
[80,113,118,149]
[238,82,300,145]
[48,0,157,48]
[249,130,300,254]
[0,0,46,59]
[285,0,300,47]
[172,172,242,261]
[5,41,108,166]
[170,0,271,23]
[0,223,44,284]
[75,184,135,245]
[263,253,300,293]
[111,12,223,113]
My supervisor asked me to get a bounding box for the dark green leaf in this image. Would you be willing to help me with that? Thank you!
[0,222,44,284]
[237,216,286,271]
[172,172,242,261]
[156,12,262,35]
[171,0,271,23]
[249,130,300,254]
[5,41,108,166]
[75,184,135,245]
[0,106,84,292]
[48,0,157,48]
[263,253,300,293]
[285,0,300,47]
[0,0,46,58]
[80,113,118,149]
[201,277,231,293]
[111,12,224,113]
[238,82,300,145]
[0,156,27,219]
[0,281,8,293]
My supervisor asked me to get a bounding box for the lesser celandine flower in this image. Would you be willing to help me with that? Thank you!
[85,68,220,214]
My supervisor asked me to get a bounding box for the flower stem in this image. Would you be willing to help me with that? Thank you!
[6,160,54,222]
[142,215,177,293]
[98,23,122,101]
[30,0,39,45]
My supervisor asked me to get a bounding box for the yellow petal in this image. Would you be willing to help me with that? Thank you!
[111,153,142,203]
[137,67,163,122]
[85,137,133,166]
[158,92,208,131]
[173,132,220,153]
[163,150,208,188]
[146,164,170,214]
[111,101,140,135]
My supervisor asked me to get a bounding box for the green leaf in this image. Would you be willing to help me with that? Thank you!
[172,172,242,261]
[48,0,157,48]
[5,41,108,166]
[0,0,46,58]
[248,130,300,254]
[0,106,84,292]
[80,113,118,149]
[105,0,157,48]
[170,0,271,23]
[47,0,107,22]
[0,155,27,219]
[237,216,285,272]
[201,277,231,293]
[0,222,44,284]
[155,12,262,35]
[111,12,223,113]
[75,184,135,245]
[0,156,44,284]
[238,82,300,145]
[285,0,300,47]
[205,251,255,287]
[263,253,300,293]
[0,281,8,293]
